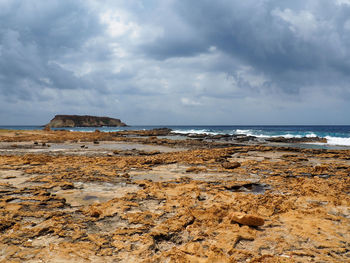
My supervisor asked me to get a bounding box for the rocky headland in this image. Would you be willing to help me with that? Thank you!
[0,128,349,262]
[46,115,127,128]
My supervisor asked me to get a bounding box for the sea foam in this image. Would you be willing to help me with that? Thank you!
[172,129,219,135]
[325,136,350,146]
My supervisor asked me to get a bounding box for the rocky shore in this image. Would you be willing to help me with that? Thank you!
[0,129,349,262]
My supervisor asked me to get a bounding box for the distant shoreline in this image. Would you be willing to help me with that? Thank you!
[1,126,350,149]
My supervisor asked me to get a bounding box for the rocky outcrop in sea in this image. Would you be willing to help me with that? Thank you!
[46,115,127,128]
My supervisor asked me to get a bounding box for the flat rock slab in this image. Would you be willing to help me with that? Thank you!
[54,182,140,207]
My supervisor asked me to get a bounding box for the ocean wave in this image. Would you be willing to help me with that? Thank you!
[235,129,252,134]
[305,133,317,138]
[172,129,350,145]
[234,130,318,139]
[280,133,300,138]
[235,131,350,146]
[234,129,267,138]
[172,129,219,135]
[325,136,350,146]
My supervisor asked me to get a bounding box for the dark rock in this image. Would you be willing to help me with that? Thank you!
[115,128,172,137]
[147,128,172,136]
[60,182,75,190]
[266,136,327,143]
[187,134,208,138]
[211,134,232,140]
[234,135,257,142]
[225,183,270,194]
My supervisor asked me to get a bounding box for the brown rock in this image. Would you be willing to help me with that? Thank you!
[43,125,51,131]
[222,162,241,169]
[89,209,102,218]
[186,166,207,173]
[1,129,350,262]
[60,181,75,190]
[230,212,264,227]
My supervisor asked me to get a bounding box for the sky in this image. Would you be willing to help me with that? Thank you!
[1,0,350,125]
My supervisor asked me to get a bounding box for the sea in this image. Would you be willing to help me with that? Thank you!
[1,125,350,147]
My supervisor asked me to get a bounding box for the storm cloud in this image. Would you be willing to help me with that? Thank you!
[0,0,349,125]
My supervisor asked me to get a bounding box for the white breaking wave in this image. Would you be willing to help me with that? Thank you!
[172,128,350,146]
[325,136,350,146]
[235,129,267,138]
[235,129,251,134]
[172,129,219,135]
[234,130,318,139]
[306,133,317,138]
[283,133,317,138]
[69,129,94,132]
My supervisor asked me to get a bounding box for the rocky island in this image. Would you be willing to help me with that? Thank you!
[46,115,127,128]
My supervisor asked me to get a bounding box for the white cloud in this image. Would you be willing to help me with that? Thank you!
[271,8,319,40]
[181,97,202,106]
[100,10,140,38]
[336,0,350,5]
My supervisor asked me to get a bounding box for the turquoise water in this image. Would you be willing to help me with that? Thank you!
[1,125,350,146]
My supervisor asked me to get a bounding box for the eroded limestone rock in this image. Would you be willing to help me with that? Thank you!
[230,212,265,226]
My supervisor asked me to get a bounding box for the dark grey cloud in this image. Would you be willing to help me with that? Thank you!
[0,0,105,101]
[1,1,101,55]
[140,0,350,94]
[0,0,350,125]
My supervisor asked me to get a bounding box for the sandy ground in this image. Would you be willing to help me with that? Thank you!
[0,130,349,262]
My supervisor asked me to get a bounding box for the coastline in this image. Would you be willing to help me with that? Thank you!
[0,129,349,262]
[2,124,350,148]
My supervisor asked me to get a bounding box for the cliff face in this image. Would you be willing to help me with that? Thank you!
[47,115,127,128]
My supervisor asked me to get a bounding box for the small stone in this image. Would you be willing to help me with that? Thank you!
[90,209,101,218]
[43,125,51,131]
[60,182,75,190]
[122,173,130,178]
[222,162,241,169]
[230,212,264,226]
